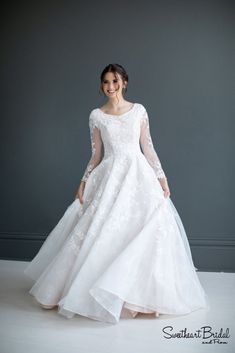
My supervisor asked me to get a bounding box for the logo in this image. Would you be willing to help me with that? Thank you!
[162,326,230,344]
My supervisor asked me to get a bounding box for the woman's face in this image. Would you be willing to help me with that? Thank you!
[101,72,126,99]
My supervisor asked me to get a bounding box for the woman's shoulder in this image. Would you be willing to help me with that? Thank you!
[87,108,101,129]
[136,102,146,112]
[89,107,99,116]
[132,102,146,112]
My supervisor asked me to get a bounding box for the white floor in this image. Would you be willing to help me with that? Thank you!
[0,260,234,353]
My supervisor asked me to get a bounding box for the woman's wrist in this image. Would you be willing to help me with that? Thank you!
[158,176,167,181]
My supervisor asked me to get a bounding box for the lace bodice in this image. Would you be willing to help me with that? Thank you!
[81,103,166,182]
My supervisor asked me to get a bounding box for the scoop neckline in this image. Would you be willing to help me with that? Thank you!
[98,103,136,117]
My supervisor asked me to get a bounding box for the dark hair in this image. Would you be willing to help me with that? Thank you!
[100,63,129,95]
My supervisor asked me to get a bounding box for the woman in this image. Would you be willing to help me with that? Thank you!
[24,63,210,324]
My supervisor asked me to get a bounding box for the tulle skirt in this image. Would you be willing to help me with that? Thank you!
[24,153,210,323]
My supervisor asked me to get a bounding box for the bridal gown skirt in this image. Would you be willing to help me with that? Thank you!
[24,153,210,324]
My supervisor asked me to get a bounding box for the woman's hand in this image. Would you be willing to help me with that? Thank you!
[158,177,171,198]
[75,181,86,204]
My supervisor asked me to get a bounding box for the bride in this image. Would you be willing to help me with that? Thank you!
[24,63,209,324]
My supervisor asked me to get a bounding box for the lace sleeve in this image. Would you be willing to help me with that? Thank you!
[140,108,166,180]
[81,113,103,182]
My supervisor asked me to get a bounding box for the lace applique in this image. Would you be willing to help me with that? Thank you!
[69,230,86,253]
[81,113,104,182]
[139,108,166,180]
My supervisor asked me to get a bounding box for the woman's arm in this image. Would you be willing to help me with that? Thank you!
[139,108,170,198]
[75,114,103,203]
[81,115,103,182]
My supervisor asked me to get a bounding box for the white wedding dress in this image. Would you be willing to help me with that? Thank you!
[24,102,210,324]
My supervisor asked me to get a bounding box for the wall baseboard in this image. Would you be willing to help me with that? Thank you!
[0,232,235,272]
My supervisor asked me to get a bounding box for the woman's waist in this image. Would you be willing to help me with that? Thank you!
[103,144,141,157]
[103,149,142,159]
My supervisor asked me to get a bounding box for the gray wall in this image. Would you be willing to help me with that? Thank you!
[1,0,234,271]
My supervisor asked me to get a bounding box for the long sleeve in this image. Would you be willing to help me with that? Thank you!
[139,108,166,180]
[81,113,103,182]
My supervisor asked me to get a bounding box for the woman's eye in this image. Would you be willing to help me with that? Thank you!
[103,79,118,84]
